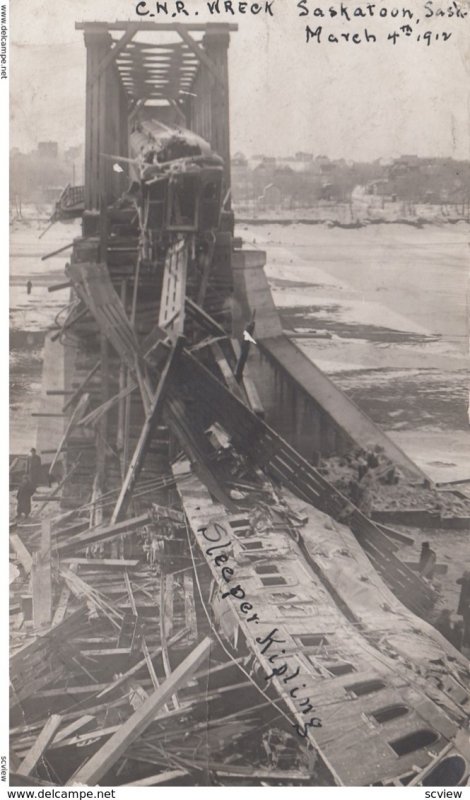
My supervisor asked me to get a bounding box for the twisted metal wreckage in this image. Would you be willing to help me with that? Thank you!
[9,20,470,787]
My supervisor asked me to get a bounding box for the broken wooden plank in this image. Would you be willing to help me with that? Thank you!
[123,770,187,786]
[32,521,52,631]
[10,533,33,574]
[52,715,95,745]
[68,637,212,785]
[51,586,71,627]
[57,510,153,554]
[80,648,133,657]
[211,342,247,403]
[159,575,179,710]
[17,715,62,776]
[183,573,198,643]
[61,558,140,568]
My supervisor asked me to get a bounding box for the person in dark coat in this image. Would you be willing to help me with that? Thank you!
[419,541,436,580]
[17,476,34,518]
[27,447,42,490]
[456,571,470,651]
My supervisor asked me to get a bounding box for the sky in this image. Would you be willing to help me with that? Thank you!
[9,0,470,161]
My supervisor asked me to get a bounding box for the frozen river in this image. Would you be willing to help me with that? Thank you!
[237,221,470,482]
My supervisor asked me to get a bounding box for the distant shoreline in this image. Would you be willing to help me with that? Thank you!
[235,216,470,228]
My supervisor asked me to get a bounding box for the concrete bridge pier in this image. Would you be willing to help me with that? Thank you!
[231,247,427,478]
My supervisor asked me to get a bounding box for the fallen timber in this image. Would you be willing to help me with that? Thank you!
[10,20,470,789]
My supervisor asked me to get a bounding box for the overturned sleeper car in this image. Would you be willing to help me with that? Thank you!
[173,438,470,787]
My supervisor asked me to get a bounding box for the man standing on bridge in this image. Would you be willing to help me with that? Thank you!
[27,447,42,491]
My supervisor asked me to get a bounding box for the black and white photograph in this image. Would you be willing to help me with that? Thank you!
[7,0,470,790]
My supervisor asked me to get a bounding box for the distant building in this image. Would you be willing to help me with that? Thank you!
[260,183,282,208]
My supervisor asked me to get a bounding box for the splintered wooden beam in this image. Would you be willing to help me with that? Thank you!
[17,715,62,776]
[110,337,184,525]
[123,771,187,786]
[32,521,52,631]
[61,558,140,568]
[10,533,33,574]
[51,586,71,627]
[68,637,212,786]
[50,716,96,747]
[57,511,153,554]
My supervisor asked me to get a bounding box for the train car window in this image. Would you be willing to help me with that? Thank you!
[389,729,439,757]
[297,634,330,647]
[260,576,287,587]
[327,663,356,677]
[422,756,467,786]
[371,705,409,724]
[254,564,279,575]
[346,679,386,697]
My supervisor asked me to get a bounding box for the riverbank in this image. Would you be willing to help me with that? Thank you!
[237,220,470,484]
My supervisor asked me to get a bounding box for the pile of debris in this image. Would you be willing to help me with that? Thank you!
[10,502,317,787]
[319,449,470,524]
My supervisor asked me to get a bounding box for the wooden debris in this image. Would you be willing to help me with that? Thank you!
[17,715,62,776]
[96,628,188,698]
[183,573,198,644]
[57,510,153,554]
[10,533,33,574]
[110,336,184,524]
[32,521,52,631]
[61,558,140,569]
[52,715,96,745]
[68,637,212,785]
[123,770,187,786]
